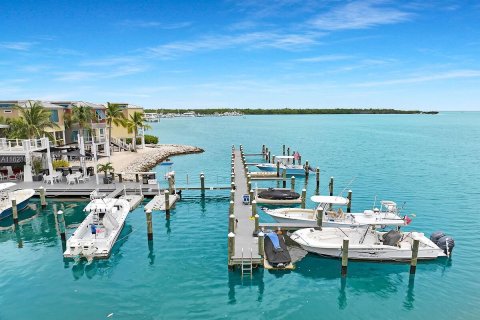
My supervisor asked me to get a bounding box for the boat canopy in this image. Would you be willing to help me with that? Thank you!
[0,182,16,191]
[275,156,294,159]
[310,195,349,205]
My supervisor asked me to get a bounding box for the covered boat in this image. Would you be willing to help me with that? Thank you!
[64,197,131,262]
[264,232,292,268]
[290,227,448,261]
[264,197,409,227]
[256,188,301,205]
[256,156,307,176]
[0,183,35,220]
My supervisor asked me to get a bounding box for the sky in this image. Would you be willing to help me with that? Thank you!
[0,0,479,110]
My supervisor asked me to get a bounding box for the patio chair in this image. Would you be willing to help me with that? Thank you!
[66,174,77,185]
[78,173,90,183]
[44,175,54,185]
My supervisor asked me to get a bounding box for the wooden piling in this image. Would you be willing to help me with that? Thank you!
[251,200,257,218]
[231,182,235,191]
[247,181,251,194]
[39,187,47,209]
[329,177,334,196]
[271,154,275,164]
[298,155,302,165]
[146,209,153,240]
[231,174,235,183]
[301,189,307,209]
[57,210,67,241]
[287,147,290,156]
[291,176,296,191]
[282,169,287,188]
[249,189,254,205]
[164,190,170,214]
[229,214,235,233]
[119,173,123,183]
[315,167,320,195]
[200,173,205,192]
[230,190,235,202]
[254,214,259,234]
[347,190,352,213]
[135,173,139,183]
[228,232,235,265]
[168,176,174,194]
[229,200,234,216]
[410,238,420,274]
[262,144,265,156]
[282,144,285,155]
[341,237,349,276]
[268,151,271,163]
[11,199,18,224]
[316,208,323,227]
[305,160,310,177]
[276,161,280,177]
[258,231,265,257]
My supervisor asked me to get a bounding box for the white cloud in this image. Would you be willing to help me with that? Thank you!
[310,1,412,30]
[296,54,352,63]
[0,41,36,51]
[118,20,192,29]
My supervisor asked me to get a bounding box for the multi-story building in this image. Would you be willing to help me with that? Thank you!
[0,100,144,146]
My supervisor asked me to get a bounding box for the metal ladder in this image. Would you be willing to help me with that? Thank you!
[241,248,253,278]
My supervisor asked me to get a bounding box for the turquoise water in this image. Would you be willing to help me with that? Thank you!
[1,113,480,319]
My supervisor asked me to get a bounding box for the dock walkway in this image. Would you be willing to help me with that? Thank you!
[231,149,262,265]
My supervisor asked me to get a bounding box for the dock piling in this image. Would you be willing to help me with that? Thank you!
[228,232,235,266]
[146,209,153,240]
[316,208,323,227]
[258,231,265,257]
[229,214,235,233]
[230,190,235,202]
[268,150,271,163]
[57,210,67,241]
[231,182,235,190]
[135,173,140,183]
[315,168,320,195]
[12,199,18,224]
[276,161,280,177]
[200,173,205,192]
[251,200,257,218]
[282,169,287,188]
[231,174,235,183]
[291,176,296,191]
[229,200,234,216]
[410,238,420,274]
[249,189,254,205]
[164,190,170,215]
[341,237,349,276]
[301,189,307,209]
[283,145,285,155]
[347,190,352,213]
[254,214,259,234]
[329,177,334,196]
[287,147,290,156]
[39,187,47,209]
[305,160,310,177]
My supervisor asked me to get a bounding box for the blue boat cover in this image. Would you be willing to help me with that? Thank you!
[266,232,282,251]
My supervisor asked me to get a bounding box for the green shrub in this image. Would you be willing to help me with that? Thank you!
[125,134,159,145]
[53,159,69,169]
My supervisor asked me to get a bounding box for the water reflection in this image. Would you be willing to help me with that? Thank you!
[228,268,265,304]
[69,224,133,279]
[338,277,347,310]
[148,240,155,265]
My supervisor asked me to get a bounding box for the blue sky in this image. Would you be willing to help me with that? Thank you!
[1,0,479,110]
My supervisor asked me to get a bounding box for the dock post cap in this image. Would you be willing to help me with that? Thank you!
[229,214,235,218]
[146,209,152,213]
[343,237,349,241]
[252,200,257,204]
[39,186,44,189]
[254,214,259,218]
[330,176,334,179]
[229,200,234,203]
[258,231,264,237]
[57,210,63,215]
[348,189,352,192]
[228,232,235,238]
[302,188,307,191]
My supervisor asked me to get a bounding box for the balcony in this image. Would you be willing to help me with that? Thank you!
[0,138,49,153]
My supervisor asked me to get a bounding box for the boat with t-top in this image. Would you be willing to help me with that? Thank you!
[256,156,308,176]
[0,183,35,220]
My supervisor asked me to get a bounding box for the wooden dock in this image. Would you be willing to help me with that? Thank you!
[230,148,262,266]
[144,194,179,211]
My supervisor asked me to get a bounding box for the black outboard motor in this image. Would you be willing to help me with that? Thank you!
[437,236,455,256]
[383,230,402,246]
[430,231,445,245]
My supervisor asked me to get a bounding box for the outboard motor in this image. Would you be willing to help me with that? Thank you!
[383,230,402,246]
[430,231,445,245]
[437,236,455,256]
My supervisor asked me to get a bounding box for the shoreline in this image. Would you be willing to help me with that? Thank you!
[94,144,204,180]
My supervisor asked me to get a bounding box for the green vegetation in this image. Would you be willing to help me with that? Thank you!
[71,103,95,140]
[97,162,114,178]
[105,102,127,148]
[126,112,152,152]
[145,108,438,115]
[126,134,158,145]
[53,159,69,169]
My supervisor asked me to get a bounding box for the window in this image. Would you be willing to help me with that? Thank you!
[71,130,78,142]
[95,109,106,120]
[50,110,59,122]
[3,110,12,113]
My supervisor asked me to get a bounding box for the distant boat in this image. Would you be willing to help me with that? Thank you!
[64,196,130,262]
[0,183,35,220]
[264,198,409,227]
[291,227,451,261]
[256,156,307,176]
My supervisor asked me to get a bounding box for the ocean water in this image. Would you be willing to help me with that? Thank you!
[1,113,479,319]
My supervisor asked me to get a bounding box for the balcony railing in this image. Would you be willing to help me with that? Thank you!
[0,138,49,152]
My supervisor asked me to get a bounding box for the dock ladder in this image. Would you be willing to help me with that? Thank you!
[241,248,253,278]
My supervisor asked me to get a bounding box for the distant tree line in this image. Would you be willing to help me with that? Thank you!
[144,108,438,115]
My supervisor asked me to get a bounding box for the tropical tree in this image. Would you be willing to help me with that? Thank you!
[97,162,114,178]
[71,103,95,142]
[105,102,126,148]
[126,112,151,152]
[14,100,59,139]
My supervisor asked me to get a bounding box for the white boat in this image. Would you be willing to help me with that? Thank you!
[63,197,131,262]
[264,197,409,227]
[0,183,35,220]
[256,156,306,176]
[290,227,447,261]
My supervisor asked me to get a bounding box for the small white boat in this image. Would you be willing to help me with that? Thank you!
[256,156,307,176]
[0,183,35,220]
[63,197,131,262]
[290,227,448,261]
[264,197,409,227]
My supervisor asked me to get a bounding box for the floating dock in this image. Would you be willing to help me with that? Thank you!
[144,194,179,211]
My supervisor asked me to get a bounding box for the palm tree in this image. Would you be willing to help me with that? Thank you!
[126,112,151,152]
[105,102,126,149]
[71,102,95,142]
[14,100,59,139]
[97,162,114,184]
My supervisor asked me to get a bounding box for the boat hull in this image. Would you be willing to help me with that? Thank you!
[256,164,305,176]
[0,189,35,220]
